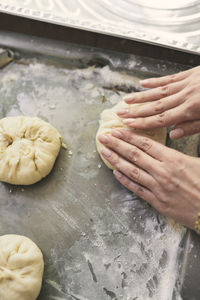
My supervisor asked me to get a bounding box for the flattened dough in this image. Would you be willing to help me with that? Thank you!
[0,234,44,300]
[96,101,167,169]
[0,116,61,185]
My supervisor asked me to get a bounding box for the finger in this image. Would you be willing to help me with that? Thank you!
[100,147,156,189]
[118,92,183,119]
[139,68,193,88]
[170,120,200,139]
[98,133,160,173]
[122,80,185,104]
[113,170,158,206]
[111,129,168,161]
[123,104,186,129]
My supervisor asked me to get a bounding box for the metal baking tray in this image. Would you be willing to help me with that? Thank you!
[1,0,200,55]
[0,15,200,300]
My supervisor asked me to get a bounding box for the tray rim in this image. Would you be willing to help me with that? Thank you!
[0,1,200,55]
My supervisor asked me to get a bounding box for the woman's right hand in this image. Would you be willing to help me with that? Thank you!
[117,66,200,139]
[98,129,200,230]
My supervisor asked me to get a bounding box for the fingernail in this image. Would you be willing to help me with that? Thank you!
[170,128,184,139]
[140,79,149,85]
[123,119,136,125]
[116,108,129,115]
[123,94,135,102]
[98,134,109,144]
[101,148,112,158]
[112,130,123,138]
[113,170,123,179]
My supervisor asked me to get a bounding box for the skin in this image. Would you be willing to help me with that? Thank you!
[98,66,200,230]
[98,131,200,230]
[116,66,200,139]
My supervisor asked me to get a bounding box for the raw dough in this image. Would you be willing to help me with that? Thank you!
[0,116,61,185]
[0,234,44,300]
[96,101,167,169]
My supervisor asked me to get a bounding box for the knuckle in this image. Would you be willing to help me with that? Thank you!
[165,156,174,165]
[169,74,177,83]
[120,174,129,186]
[112,137,120,148]
[157,112,167,125]
[185,100,199,116]
[166,182,176,193]
[137,90,149,101]
[184,85,200,102]
[167,151,183,166]
[184,85,194,97]
[184,103,194,119]
[110,153,119,166]
[158,170,171,186]
[184,110,192,120]
[154,100,165,113]
[136,185,145,196]
[175,154,183,166]
[129,167,140,181]
[127,147,139,162]
[158,168,179,192]
[160,85,170,98]
[139,137,152,152]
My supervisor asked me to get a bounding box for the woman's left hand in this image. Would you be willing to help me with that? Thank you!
[117,66,200,139]
[98,130,200,230]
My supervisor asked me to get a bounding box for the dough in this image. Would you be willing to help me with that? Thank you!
[96,101,167,169]
[0,116,61,185]
[0,234,44,300]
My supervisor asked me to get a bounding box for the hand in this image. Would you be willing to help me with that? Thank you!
[117,66,200,139]
[98,129,200,230]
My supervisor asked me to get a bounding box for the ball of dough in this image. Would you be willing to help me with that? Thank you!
[96,101,167,169]
[0,116,61,185]
[0,234,44,300]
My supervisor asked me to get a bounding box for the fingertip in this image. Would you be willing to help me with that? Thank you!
[169,128,184,139]
[139,79,150,87]
[116,108,129,116]
[123,94,135,103]
[101,147,112,158]
[123,119,136,126]
[113,170,123,179]
[98,134,109,144]
[124,98,135,104]
[111,130,123,139]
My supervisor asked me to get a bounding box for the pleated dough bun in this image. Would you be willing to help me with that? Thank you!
[96,101,167,169]
[0,116,61,185]
[0,234,44,300]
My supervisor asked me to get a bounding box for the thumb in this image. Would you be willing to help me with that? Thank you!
[170,120,200,139]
